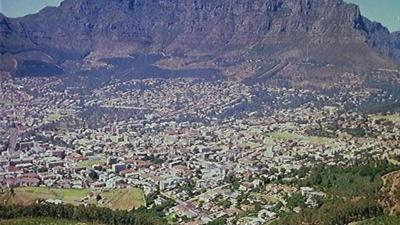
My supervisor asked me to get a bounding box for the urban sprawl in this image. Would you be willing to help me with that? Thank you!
[1,77,400,224]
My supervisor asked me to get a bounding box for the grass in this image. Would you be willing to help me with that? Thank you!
[166,213,178,224]
[0,187,89,206]
[357,216,400,225]
[0,217,98,225]
[100,189,146,210]
[266,132,334,145]
[255,193,280,204]
[0,187,145,210]
[78,159,106,168]
[46,113,62,122]
[370,114,400,122]
[240,141,261,149]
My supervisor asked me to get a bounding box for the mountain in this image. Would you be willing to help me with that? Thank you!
[1,0,399,88]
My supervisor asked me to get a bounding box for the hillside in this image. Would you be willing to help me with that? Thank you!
[0,0,399,88]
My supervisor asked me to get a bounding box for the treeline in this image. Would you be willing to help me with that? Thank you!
[0,203,166,225]
[273,197,383,225]
[272,160,400,225]
[304,160,400,197]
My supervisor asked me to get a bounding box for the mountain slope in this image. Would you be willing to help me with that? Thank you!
[0,0,399,88]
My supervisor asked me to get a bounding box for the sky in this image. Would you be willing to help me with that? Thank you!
[345,0,400,32]
[0,0,63,17]
[0,0,399,31]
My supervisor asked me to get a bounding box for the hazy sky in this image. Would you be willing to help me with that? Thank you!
[0,0,62,17]
[0,0,399,31]
[345,0,400,32]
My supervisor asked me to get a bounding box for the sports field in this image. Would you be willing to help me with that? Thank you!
[0,187,145,210]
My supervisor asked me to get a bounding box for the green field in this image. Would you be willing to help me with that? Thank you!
[370,114,400,122]
[46,113,63,122]
[0,187,89,206]
[78,159,106,168]
[0,187,145,210]
[240,141,262,149]
[100,189,146,210]
[266,131,334,145]
[0,218,98,225]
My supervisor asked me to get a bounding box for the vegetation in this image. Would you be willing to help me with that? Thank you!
[79,159,106,168]
[100,189,146,210]
[344,127,366,137]
[273,197,382,225]
[0,187,89,206]
[370,114,400,123]
[305,128,337,138]
[143,155,164,165]
[0,187,145,210]
[302,161,399,197]
[207,216,227,225]
[266,132,334,145]
[272,161,400,225]
[46,113,63,122]
[0,217,98,225]
[358,215,400,225]
[286,193,306,209]
[0,203,165,225]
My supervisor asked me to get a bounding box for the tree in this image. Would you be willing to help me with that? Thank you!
[88,170,99,180]
[96,194,102,201]
[286,193,306,209]
[207,216,227,225]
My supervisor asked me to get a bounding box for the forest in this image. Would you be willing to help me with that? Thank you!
[272,160,400,225]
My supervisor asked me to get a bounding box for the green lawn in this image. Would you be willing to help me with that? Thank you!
[0,187,145,210]
[78,159,106,168]
[370,114,400,122]
[0,218,98,225]
[266,132,334,145]
[240,141,261,149]
[46,113,62,122]
[100,189,146,210]
[0,187,89,206]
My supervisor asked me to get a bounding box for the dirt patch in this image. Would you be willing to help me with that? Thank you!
[379,170,400,215]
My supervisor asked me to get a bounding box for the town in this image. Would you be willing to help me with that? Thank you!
[1,76,400,225]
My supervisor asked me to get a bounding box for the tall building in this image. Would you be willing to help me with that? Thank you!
[7,128,18,159]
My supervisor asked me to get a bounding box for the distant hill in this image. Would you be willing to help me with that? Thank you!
[1,0,399,88]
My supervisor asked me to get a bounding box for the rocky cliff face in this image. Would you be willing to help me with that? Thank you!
[1,0,399,88]
[357,16,400,61]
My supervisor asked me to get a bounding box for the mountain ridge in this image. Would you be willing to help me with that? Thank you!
[0,0,399,88]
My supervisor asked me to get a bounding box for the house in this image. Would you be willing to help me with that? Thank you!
[91,181,106,188]
[112,163,126,173]
[19,177,40,186]
[47,160,64,169]
[306,191,326,207]
[46,199,63,205]
[239,182,254,192]
[300,187,314,196]
[170,203,198,219]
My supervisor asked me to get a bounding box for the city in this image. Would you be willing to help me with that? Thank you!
[1,76,399,224]
[1,0,400,224]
